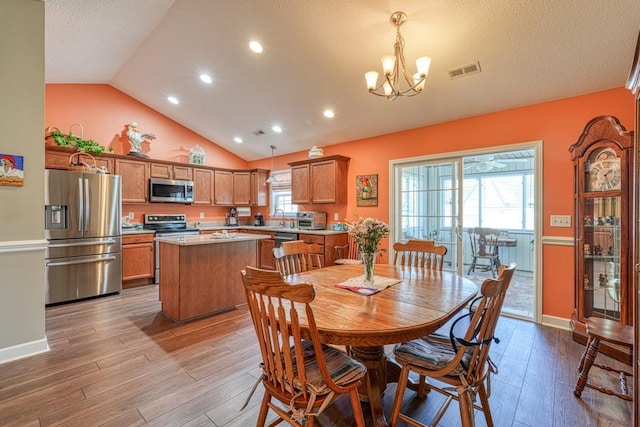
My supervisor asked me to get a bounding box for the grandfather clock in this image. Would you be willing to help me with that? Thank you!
[625,28,640,427]
[568,116,633,363]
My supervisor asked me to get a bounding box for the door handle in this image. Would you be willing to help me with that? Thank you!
[48,239,117,248]
[46,256,116,267]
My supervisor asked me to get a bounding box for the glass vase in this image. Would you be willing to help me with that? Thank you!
[362,252,375,285]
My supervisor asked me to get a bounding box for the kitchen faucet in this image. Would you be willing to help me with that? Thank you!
[274,208,285,227]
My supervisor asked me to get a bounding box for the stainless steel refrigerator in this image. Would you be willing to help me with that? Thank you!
[45,169,122,305]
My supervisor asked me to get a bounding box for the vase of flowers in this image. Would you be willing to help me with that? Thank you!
[345,216,390,285]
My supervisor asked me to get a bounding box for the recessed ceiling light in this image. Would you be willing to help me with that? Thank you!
[323,109,335,118]
[167,96,179,105]
[233,137,243,143]
[200,74,212,84]
[249,41,263,53]
[272,125,282,133]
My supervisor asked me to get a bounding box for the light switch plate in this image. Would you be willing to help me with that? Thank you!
[127,212,134,220]
[200,212,205,219]
[334,213,339,221]
[550,214,571,227]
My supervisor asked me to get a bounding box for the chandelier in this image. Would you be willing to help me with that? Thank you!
[266,145,276,184]
[364,11,431,100]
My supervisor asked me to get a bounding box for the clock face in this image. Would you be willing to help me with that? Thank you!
[589,152,621,192]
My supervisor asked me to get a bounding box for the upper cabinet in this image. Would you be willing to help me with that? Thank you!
[288,156,350,204]
[150,162,193,181]
[115,158,149,203]
[233,171,251,205]
[214,170,234,205]
[192,168,214,205]
[251,169,268,206]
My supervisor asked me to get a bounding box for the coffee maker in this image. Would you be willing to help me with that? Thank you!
[254,214,265,226]
[226,207,238,226]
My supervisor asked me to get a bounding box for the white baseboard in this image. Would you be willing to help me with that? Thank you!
[542,314,571,331]
[0,338,49,365]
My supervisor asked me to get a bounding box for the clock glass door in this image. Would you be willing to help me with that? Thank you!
[581,196,621,320]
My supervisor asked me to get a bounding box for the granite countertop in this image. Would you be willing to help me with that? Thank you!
[156,233,269,246]
[197,225,347,235]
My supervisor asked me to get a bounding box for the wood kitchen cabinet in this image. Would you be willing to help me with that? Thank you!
[214,170,233,205]
[122,233,155,287]
[233,171,251,205]
[251,169,269,206]
[288,155,350,204]
[246,229,276,269]
[150,162,193,180]
[299,232,348,267]
[115,158,149,203]
[45,147,114,173]
[192,168,214,205]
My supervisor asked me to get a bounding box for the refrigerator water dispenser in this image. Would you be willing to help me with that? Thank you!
[45,205,68,230]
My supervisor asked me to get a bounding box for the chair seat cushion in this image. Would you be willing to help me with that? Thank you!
[394,333,472,375]
[292,340,366,395]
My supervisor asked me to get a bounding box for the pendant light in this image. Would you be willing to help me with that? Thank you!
[266,145,276,184]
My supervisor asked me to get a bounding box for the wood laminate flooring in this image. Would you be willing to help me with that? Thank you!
[0,285,632,426]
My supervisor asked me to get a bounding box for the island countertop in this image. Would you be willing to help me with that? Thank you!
[156,233,269,246]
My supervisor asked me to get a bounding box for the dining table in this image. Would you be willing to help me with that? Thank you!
[285,263,478,427]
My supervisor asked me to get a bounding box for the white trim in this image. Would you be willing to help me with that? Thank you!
[541,315,572,331]
[0,239,48,254]
[0,338,49,365]
[541,235,574,246]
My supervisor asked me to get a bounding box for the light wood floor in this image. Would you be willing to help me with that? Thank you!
[0,285,632,427]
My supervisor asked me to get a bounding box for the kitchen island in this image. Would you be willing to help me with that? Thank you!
[156,233,268,322]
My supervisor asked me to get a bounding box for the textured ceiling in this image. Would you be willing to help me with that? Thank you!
[45,0,640,161]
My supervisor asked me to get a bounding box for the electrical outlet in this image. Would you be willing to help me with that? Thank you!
[200,212,205,219]
[550,214,571,227]
[128,212,134,220]
[334,213,339,221]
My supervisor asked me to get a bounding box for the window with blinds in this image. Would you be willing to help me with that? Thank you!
[269,169,298,216]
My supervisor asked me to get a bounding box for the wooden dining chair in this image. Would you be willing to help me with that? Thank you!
[390,263,517,427]
[241,266,366,427]
[334,235,363,265]
[467,227,501,277]
[273,240,323,275]
[393,239,447,270]
[574,317,633,401]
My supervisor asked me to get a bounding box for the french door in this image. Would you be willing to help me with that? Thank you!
[393,159,463,272]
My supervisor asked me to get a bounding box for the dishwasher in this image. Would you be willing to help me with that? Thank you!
[274,231,299,247]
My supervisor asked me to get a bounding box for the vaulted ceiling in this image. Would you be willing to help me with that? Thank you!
[45,0,640,161]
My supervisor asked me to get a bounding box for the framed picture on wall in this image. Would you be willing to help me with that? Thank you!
[0,154,24,187]
[356,174,378,206]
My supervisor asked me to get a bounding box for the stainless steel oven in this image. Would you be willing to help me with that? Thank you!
[144,214,199,284]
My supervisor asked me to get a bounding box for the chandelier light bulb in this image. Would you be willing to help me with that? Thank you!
[381,55,396,76]
[365,71,379,90]
[416,57,432,76]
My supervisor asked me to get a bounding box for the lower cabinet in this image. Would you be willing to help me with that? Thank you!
[122,233,155,287]
[246,230,276,269]
[299,232,348,267]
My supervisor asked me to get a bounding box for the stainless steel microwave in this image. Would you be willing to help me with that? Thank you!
[149,178,194,203]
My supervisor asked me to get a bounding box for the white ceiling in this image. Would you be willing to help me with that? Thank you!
[45,0,640,161]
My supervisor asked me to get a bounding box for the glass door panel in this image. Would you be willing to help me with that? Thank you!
[396,160,462,272]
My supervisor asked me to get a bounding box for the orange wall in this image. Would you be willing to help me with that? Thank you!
[46,84,636,320]
[250,87,636,320]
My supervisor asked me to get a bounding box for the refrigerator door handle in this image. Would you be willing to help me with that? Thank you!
[46,255,117,267]
[78,177,84,232]
[84,178,90,232]
[48,238,117,248]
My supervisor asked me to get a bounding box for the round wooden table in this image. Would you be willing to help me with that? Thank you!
[286,264,478,427]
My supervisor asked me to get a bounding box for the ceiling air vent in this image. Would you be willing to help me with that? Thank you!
[252,129,266,136]
[448,61,482,79]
